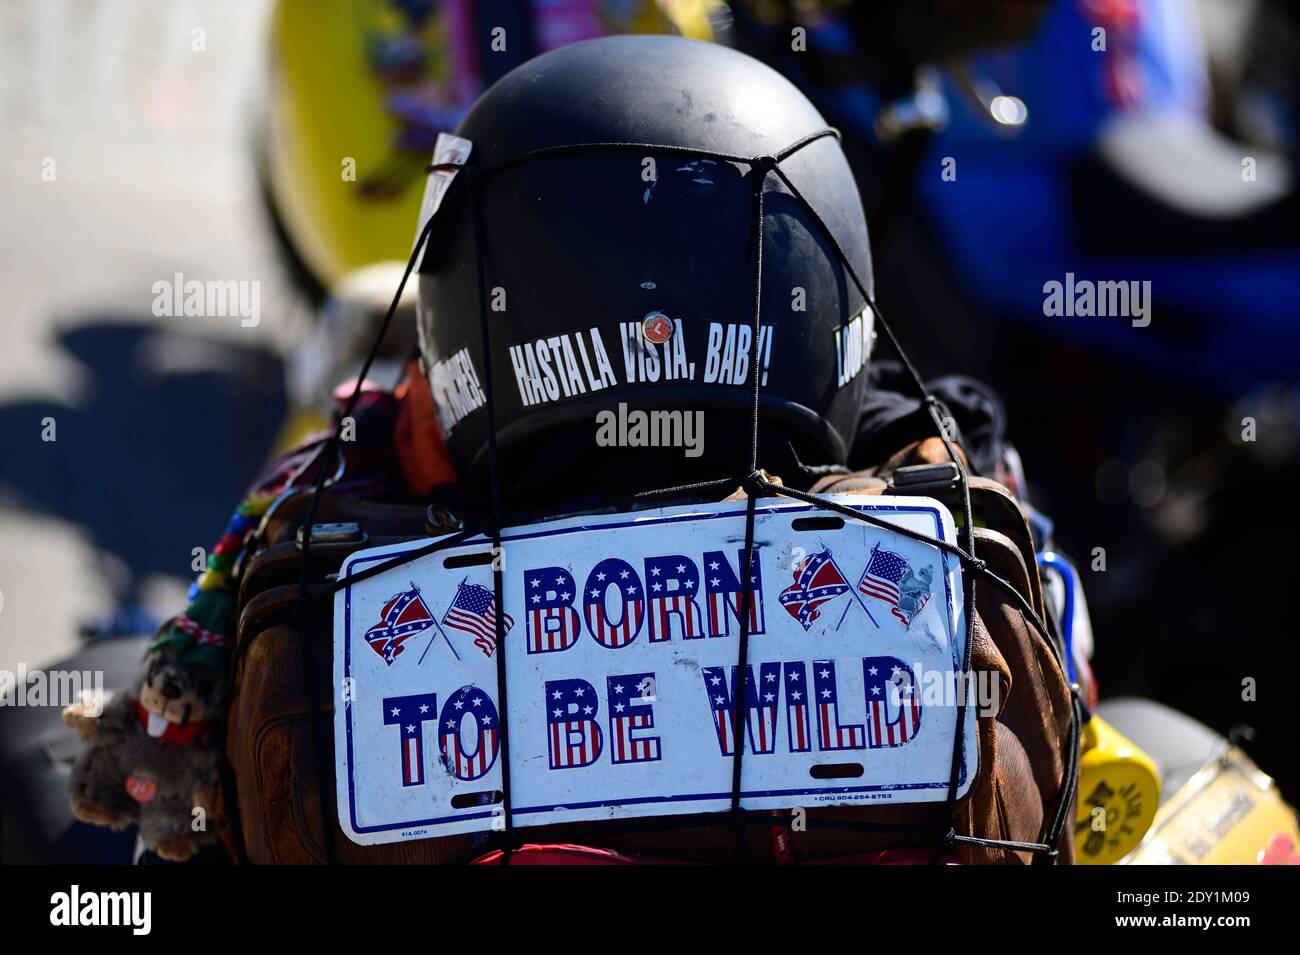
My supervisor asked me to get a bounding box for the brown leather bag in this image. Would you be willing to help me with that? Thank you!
[219,439,1076,864]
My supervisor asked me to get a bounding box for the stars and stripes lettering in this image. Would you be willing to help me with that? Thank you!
[380,663,922,787]
[521,549,772,650]
[812,660,865,750]
[783,662,812,753]
[583,558,645,649]
[437,685,501,781]
[353,516,959,829]
[383,692,439,787]
[642,555,704,642]
[524,566,582,653]
[778,549,852,631]
[545,678,603,769]
[606,672,661,764]
[702,548,765,639]
[863,657,922,748]
[701,662,781,756]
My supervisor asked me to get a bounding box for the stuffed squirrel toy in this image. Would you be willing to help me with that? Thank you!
[62,592,231,861]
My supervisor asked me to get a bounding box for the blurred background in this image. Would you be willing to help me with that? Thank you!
[0,0,291,673]
[1,0,1297,859]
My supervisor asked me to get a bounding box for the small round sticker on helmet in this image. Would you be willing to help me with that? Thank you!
[642,311,673,345]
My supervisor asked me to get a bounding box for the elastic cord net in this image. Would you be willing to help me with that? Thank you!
[283,128,1081,866]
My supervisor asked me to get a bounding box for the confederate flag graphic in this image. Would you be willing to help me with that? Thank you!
[364,584,436,665]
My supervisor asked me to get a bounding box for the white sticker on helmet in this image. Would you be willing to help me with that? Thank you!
[835,306,873,388]
[413,133,473,268]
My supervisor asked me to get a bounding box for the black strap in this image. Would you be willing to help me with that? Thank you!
[469,168,517,863]
[273,128,1079,865]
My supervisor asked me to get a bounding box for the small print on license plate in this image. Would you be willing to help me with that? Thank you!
[334,495,975,845]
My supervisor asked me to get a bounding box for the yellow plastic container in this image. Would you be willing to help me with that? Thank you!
[1125,747,1300,865]
[1074,715,1160,864]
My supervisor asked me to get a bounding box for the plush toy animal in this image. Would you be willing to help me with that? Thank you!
[63,595,231,861]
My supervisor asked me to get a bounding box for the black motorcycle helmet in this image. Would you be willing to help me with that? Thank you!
[416,35,874,505]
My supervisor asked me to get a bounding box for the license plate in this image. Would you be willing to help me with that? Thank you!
[333,494,974,845]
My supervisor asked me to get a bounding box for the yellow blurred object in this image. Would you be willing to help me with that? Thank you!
[196,569,229,592]
[661,0,722,39]
[263,0,715,293]
[265,0,426,291]
[270,406,332,458]
[1074,715,1160,864]
[1125,747,1300,865]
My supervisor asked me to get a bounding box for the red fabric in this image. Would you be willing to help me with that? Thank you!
[213,531,245,555]
[134,701,208,745]
[470,844,961,865]
[799,849,961,865]
[471,844,692,866]
[394,361,458,495]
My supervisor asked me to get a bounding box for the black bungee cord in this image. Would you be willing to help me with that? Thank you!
[274,133,1080,865]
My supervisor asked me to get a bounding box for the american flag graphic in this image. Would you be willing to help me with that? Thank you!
[546,678,603,769]
[783,662,812,752]
[525,568,581,653]
[813,660,865,750]
[778,548,852,630]
[857,542,932,626]
[864,657,922,748]
[383,692,438,787]
[701,663,780,756]
[584,558,645,649]
[645,557,703,642]
[442,581,514,657]
[703,549,765,638]
[365,585,436,665]
[607,673,661,764]
[438,686,500,780]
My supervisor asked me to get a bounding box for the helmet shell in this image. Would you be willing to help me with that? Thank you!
[417,36,874,488]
